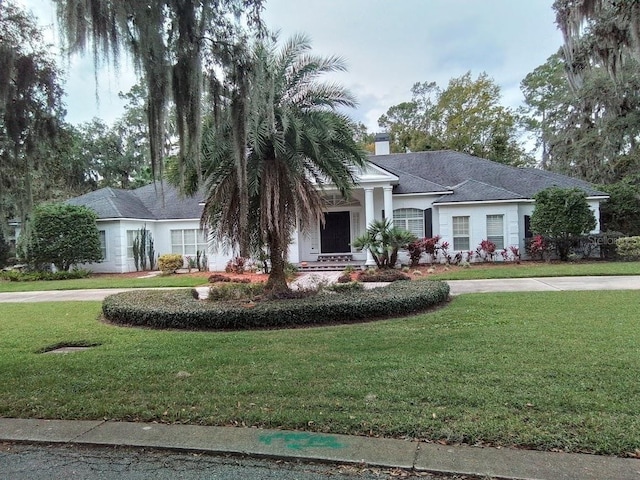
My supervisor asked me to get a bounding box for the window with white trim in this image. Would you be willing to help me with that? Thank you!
[126,230,136,259]
[98,230,107,260]
[486,215,504,249]
[452,216,470,251]
[393,208,424,238]
[171,229,208,256]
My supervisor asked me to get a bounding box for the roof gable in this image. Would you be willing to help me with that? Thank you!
[66,182,203,220]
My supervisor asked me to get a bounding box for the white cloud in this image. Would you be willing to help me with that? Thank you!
[21,0,562,131]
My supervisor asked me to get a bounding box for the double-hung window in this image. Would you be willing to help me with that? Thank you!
[126,230,136,258]
[171,229,208,256]
[486,215,504,249]
[98,230,107,260]
[393,208,424,238]
[452,216,470,251]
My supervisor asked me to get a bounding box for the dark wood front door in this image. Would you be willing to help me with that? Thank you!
[321,211,351,253]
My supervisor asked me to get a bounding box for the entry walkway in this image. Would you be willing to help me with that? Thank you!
[2,275,640,302]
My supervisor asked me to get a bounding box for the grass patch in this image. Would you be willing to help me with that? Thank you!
[425,260,640,280]
[1,261,638,292]
[1,292,640,456]
[0,274,209,292]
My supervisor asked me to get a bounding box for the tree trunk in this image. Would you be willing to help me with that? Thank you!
[265,234,289,295]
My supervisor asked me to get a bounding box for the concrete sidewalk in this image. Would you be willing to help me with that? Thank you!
[0,418,638,480]
[2,275,640,302]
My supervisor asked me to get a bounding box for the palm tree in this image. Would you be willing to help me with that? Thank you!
[201,34,367,294]
[352,219,417,269]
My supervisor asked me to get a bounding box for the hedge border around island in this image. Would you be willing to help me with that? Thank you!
[101,280,450,330]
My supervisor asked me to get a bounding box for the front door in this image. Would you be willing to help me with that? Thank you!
[320,211,351,253]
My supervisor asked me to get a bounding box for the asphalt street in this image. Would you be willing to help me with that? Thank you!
[0,443,464,480]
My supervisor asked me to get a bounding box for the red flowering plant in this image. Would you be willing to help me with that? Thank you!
[509,245,521,263]
[476,239,497,262]
[407,235,443,266]
[407,240,424,267]
[527,235,549,261]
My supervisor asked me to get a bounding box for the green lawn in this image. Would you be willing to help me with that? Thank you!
[426,260,640,280]
[1,261,639,292]
[0,274,209,292]
[1,291,639,456]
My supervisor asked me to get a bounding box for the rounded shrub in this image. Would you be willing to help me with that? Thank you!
[616,236,640,260]
[158,254,183,273]
[102,280,450,330]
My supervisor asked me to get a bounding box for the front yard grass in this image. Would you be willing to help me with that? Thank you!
[1,290,639,456]
[425,260,640,280]
[0,273,210,292]
[1,261,638,292]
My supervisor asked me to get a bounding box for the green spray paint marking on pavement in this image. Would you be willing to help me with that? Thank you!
[258,432,345,451]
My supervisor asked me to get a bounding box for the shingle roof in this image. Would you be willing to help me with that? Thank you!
[66,182,203,220]
[369,150,607,202]
[67,152,608,218]
[434,179,524,203]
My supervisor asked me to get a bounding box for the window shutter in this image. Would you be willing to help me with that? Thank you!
[424,208,432,238]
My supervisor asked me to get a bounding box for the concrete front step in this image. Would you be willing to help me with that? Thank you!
[298,262,364,272]
[316,254,354,262]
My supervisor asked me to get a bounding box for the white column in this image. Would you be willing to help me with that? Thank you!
[383,185,394,227]
[364,187,375,266]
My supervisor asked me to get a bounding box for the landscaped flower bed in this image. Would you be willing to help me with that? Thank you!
[102,280,450,330]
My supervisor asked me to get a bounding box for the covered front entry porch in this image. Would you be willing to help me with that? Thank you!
[295,162,399,266]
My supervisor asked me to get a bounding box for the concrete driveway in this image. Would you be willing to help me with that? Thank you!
[0,287,182,303]
[446,275,640,295]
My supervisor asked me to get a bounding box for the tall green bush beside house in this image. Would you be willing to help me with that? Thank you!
[24,204,102,271]
[530,187,597,261]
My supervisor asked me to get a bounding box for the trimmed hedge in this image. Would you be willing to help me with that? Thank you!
[0,269,91,282]
[357,269,410,282]
[326,281,364,293]
[102,280,450,330]
[208,274,251,284]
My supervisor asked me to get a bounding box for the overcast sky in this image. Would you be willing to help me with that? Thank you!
[23,0,562,132]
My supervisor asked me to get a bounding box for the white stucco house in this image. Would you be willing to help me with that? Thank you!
[67,135,609,273]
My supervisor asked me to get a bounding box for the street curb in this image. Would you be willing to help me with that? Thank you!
[1,419,639,480]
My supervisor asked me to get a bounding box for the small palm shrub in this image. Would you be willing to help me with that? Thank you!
[352,219,417,269]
